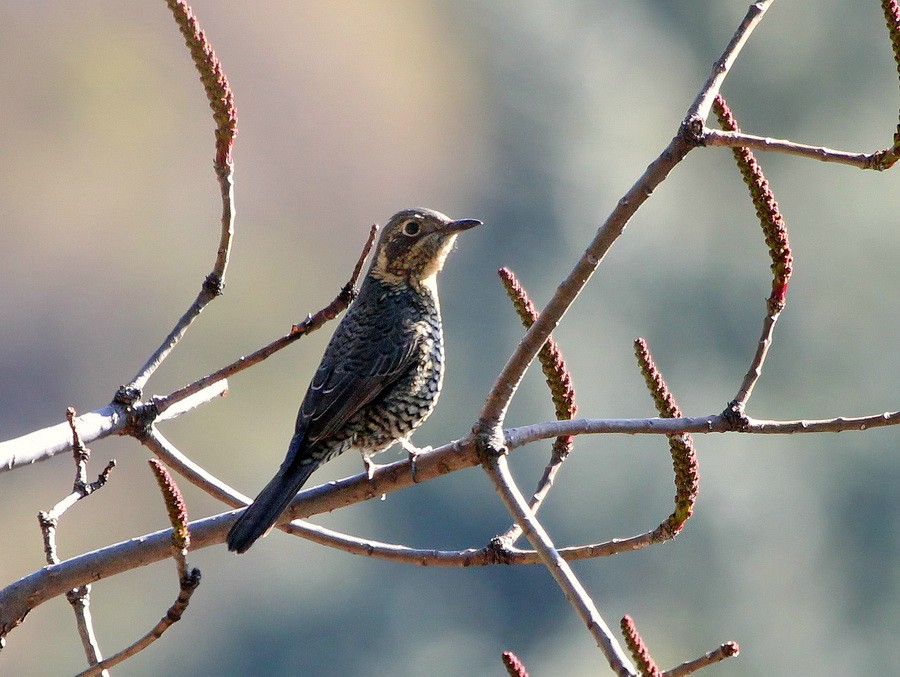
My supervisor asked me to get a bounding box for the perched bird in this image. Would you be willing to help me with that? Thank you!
[227,208,481,553]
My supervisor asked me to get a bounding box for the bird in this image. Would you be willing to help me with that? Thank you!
[227,208,481,553]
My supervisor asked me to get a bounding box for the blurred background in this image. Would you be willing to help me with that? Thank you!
[2,1,899,675]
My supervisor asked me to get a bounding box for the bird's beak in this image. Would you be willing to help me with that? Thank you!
[446,218,482,233]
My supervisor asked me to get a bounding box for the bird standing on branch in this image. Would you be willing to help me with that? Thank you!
[227,208,481,553]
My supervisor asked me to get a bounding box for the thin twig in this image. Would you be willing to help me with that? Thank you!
[730,311,779,411]
[496,267,578,544]
[663,642,740,677]
[74,569,201,677]
[75,461,202,676]
[37,408,115,676]
[685,1,775,124]
[152,223,378,415]
[703,129,880,168]
[0,224,375,474]
[127,0,238,393]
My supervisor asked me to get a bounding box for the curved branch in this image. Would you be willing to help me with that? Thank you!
[475,1,774,436]
[127,0,238,393]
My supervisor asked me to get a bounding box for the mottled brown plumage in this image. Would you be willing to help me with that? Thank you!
[227,208,480,553]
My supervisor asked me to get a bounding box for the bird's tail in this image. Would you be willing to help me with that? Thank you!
[227,459,318,554]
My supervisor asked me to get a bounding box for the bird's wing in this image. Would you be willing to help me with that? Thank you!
[295,320,422,446]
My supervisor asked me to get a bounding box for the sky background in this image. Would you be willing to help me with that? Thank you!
[2,2,900,675]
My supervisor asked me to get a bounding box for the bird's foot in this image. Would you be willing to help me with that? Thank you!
[363,455,385,481]
[400,439,432,483]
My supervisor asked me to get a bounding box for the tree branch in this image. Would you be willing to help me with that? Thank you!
[475,0,773,435]
[7,399,900,638]
[127,0,238,393]
[703,129,881,168]
[37,409,115,675]
[0,381,227,474]
[0,221,376,474]
[483,453,637,676]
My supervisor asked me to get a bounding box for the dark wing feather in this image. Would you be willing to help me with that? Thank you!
[286,288,422,465]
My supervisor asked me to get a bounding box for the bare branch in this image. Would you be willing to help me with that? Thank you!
[37,409,116,676]
[145,429,616,569]
[703,129,881,168]
[0,405,123,473]
[663,642,740,677]
[685,1,775,123]
[73,461,202,676]
[476,1,773,436]
[9,395,900,636]
[127,1,238,393]
[152,223,378,416]
[504,408,900,445]
[483,452,638,676]
[0,381,226,474]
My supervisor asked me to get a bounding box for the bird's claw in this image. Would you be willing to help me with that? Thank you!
[363,456,383,480]
[401,439,432,483]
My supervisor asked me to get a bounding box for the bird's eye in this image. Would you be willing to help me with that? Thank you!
[401,220,421,237]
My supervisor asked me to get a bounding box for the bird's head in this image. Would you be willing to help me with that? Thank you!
[370,208,481,289]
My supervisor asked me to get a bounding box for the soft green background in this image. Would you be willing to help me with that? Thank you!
[2,2,899,675]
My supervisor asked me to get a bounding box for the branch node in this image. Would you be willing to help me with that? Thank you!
[680,114,705,146]
[128,402,160,441]
[486,536,515,565]
[114,385,142,406]
[203,272,225,296]
[722,400,750,431]
[475,429,508,464]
